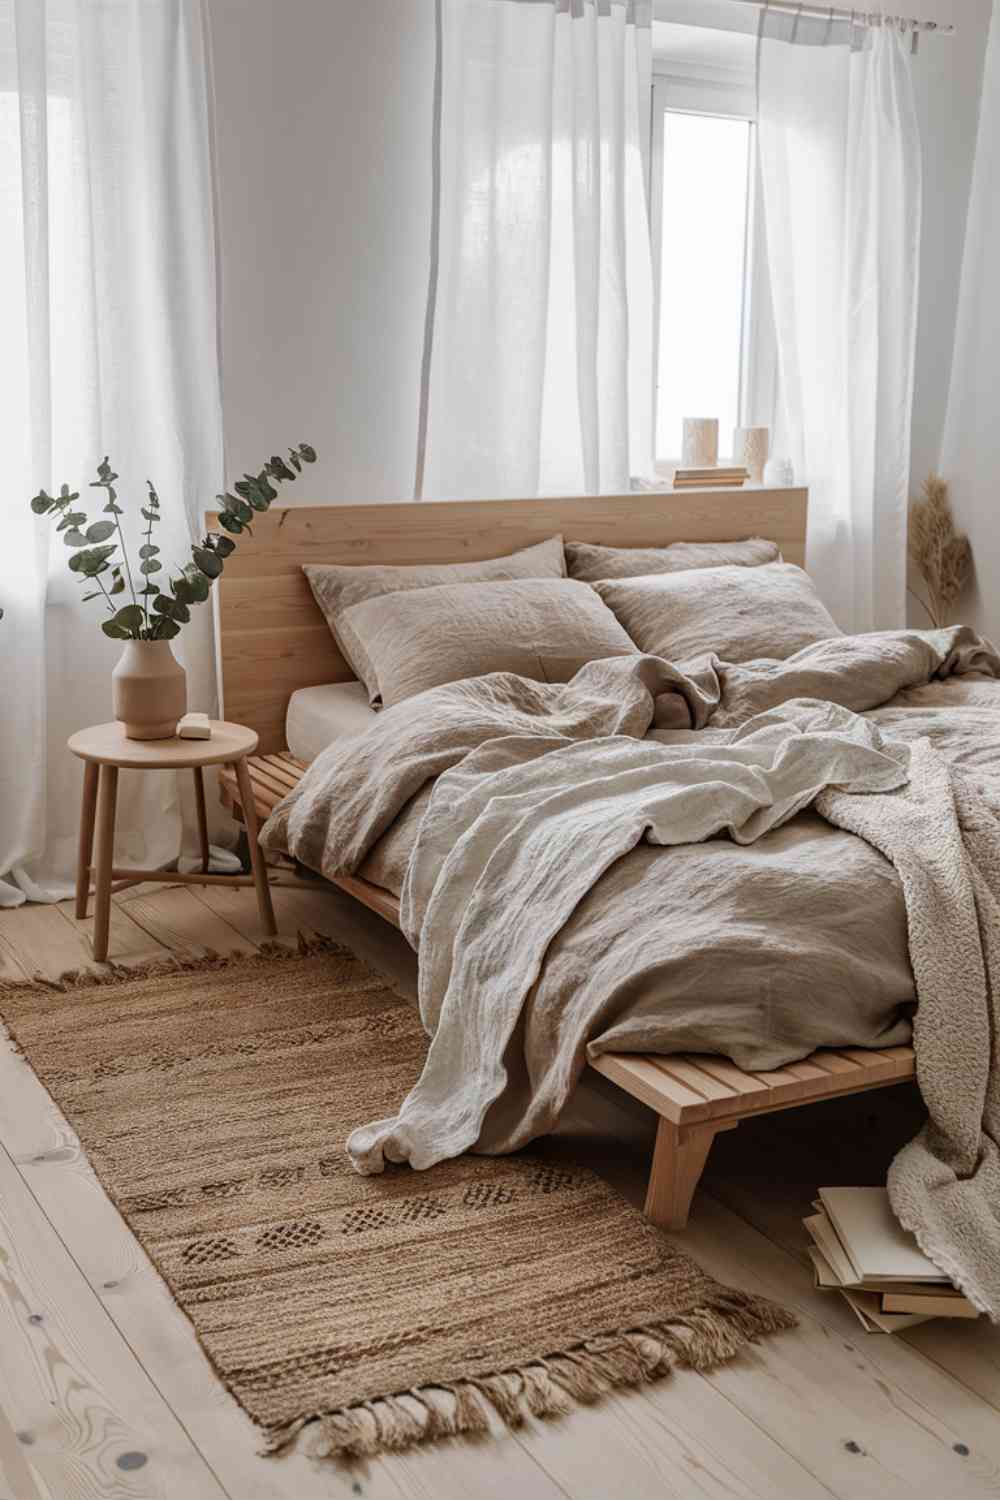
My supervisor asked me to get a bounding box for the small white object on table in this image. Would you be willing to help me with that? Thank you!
[178,711,212,739]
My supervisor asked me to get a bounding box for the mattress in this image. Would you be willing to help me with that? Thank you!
[285,681,377,764]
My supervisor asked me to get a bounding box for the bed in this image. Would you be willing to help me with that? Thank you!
[215,488,930,1228]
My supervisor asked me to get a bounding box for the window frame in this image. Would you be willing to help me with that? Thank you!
[648,61,777,471]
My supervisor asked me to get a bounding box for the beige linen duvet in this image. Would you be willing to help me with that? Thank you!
[261,628,1000,1315]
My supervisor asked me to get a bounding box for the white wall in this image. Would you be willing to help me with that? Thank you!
[905,0,993,496]
[939,0,1000,642]
[207,0,434,506]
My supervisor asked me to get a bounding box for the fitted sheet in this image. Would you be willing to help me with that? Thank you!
[286,681,377,764]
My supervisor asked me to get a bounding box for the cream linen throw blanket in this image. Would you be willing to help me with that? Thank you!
[262,628,1000,1315]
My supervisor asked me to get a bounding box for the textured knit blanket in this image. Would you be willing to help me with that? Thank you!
[262,626,1000,1314]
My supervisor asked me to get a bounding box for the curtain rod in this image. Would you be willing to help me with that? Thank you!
[723,0,954,33]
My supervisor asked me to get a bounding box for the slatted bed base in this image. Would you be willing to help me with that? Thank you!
[220,751,918,1230]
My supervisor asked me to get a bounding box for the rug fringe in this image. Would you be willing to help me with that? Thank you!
[261,1289,796,1462]
[0,931,350,998]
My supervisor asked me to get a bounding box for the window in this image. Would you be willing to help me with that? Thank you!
[649,27,777,468]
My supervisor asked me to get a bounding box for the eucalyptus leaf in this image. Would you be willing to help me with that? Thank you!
[140,557,162,574]
[62,529,88,548]
[212,535,236,559]
[140,507,160,522]
[110,576,126,595]
[138,543,160,558]
[153,617,180,640]
[30,491,54,514]
[79,544,117,577]
[101,620,129,639]
[267,455,296,482]
[114,604,145,632]
[234,477,263,507]
[231,497,253,523]
[57,511,88,531]
[85,520,116,543]
[218,512,243,534]
[192,547,223,579]
[58,485,80,501]
[288,449,302,472]
[298,444,317,464]
[181,566,211,600]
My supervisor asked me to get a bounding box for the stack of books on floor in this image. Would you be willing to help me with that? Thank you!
[671,465,748,489]
[804,1186,978,1332]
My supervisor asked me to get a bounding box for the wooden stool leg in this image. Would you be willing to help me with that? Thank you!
[92,764,119,963]
[644,1118,732,1231]
[75,761,100,919]
[192,766,210,874]
[233,757,277,937]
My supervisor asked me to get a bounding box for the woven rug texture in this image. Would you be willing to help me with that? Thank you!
[0,941,794,1459]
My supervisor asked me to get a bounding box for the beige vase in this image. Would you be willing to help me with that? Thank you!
[112,640,187,740]
[732,425,770,484]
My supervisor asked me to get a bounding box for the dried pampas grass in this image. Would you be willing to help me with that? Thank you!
[909,475,971,628]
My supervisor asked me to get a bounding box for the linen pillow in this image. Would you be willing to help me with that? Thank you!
[565,536,779,584]
[304,536,566,701]
[593,562,841,666]
[338,577,637,708]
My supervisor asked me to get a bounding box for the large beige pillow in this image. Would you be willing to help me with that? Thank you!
[304,536,566,700]
[593,562,841,666]
[338,577,637,708]
[565,536,779,584]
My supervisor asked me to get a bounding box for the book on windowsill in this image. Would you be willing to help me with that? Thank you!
[671,465,748,489]
[802,1187,977,1332]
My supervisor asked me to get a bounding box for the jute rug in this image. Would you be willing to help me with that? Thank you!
[0,939,794,1461]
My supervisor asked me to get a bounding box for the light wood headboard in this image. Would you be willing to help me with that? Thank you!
[211,487,808,753]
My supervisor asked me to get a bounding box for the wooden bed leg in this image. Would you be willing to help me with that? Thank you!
[644,1118,735,1231]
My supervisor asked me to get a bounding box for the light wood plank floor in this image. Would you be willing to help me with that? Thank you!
[1,879,999,1500]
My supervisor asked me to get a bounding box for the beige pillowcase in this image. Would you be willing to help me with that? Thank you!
[338,578,637,708]
[304,535,566,700]
[594,562,841,666]
[565,536,779,584]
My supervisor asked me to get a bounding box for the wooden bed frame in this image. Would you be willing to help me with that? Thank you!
[214,489,916,1229]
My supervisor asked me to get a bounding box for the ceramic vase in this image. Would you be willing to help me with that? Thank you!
[732,426,770,484]
[681,418,719,469]
[112,640,187,740]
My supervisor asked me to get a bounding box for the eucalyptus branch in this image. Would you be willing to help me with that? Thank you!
[28,444,317,642]
[114,508,139,614]
[87,573,119,616]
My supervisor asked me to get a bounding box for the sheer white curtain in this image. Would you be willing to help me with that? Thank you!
[0,0,223,907]
[419,0,654,500]
[757,11,921,633]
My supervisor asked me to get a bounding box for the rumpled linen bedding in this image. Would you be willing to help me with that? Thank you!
[261,627,1000,1315]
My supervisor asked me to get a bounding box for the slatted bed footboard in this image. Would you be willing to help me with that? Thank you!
[219,751,917,1230]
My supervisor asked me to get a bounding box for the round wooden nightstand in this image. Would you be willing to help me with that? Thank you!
[68,720,277,961]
